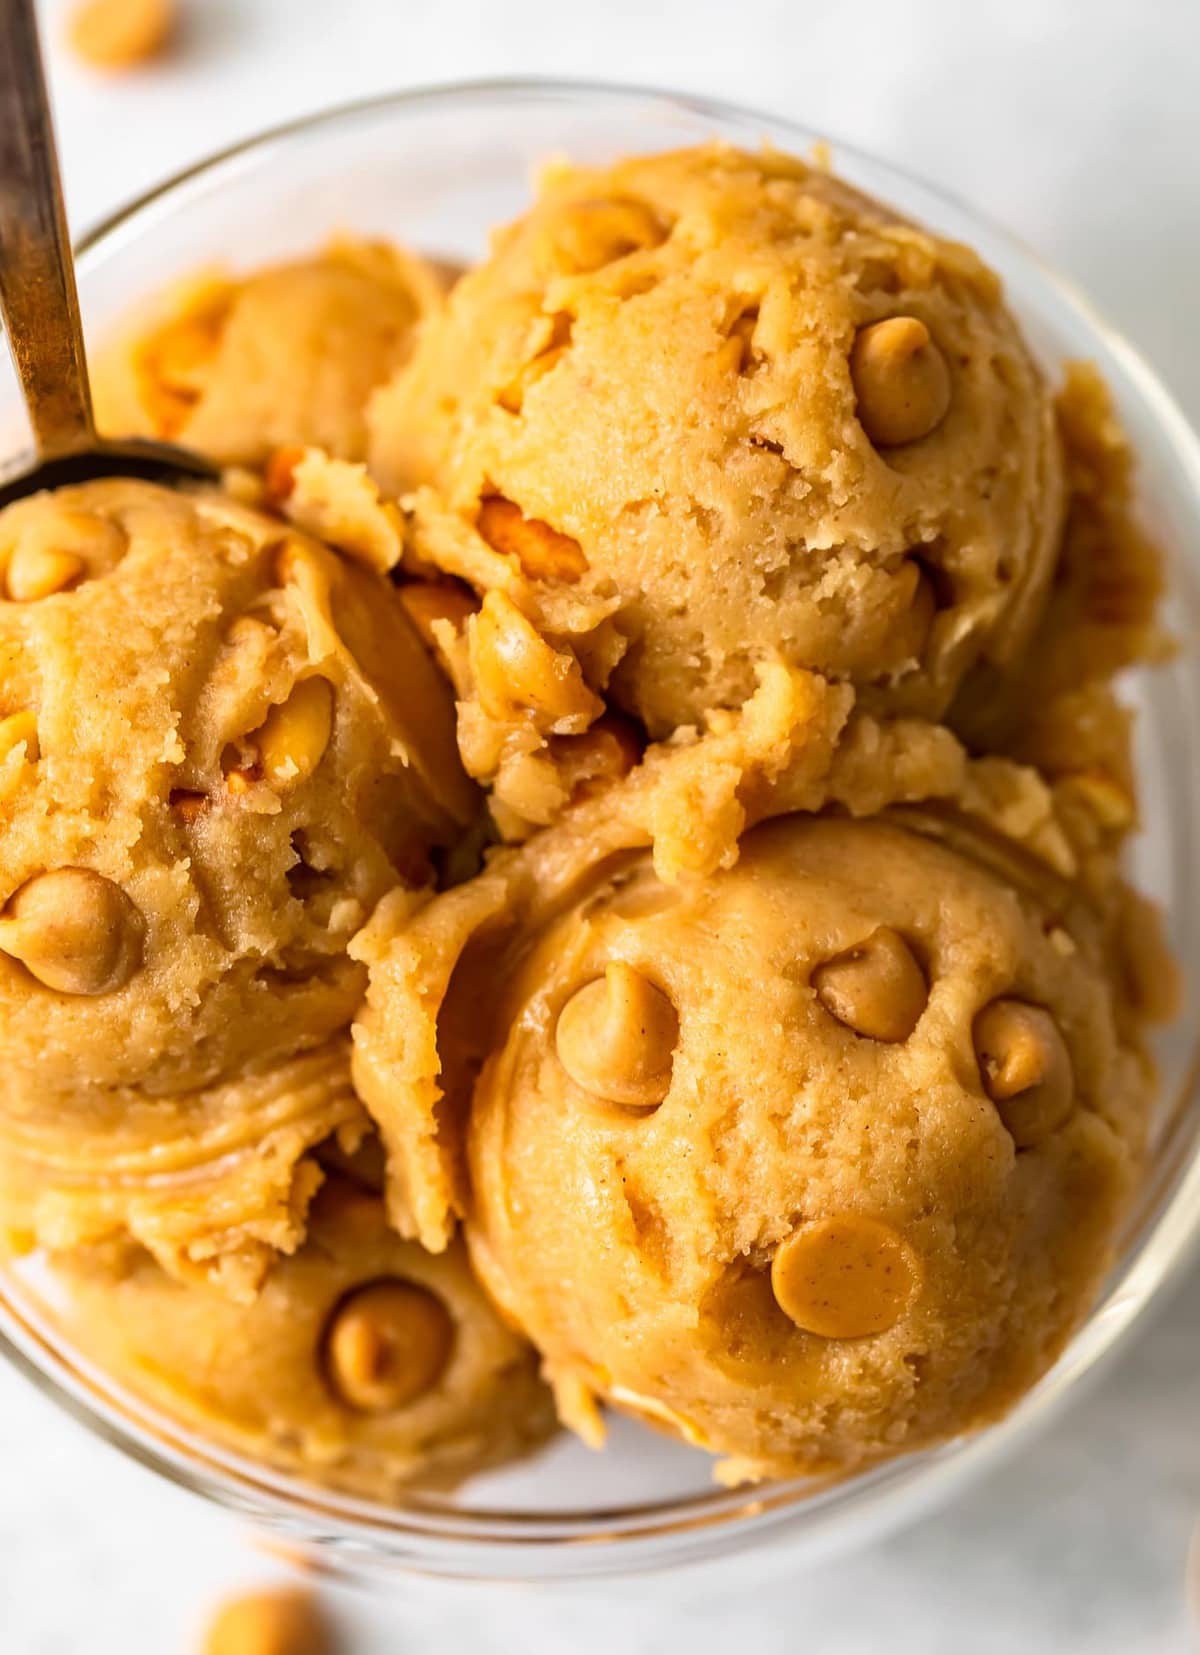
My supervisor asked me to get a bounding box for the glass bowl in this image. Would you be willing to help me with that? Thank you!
[2,79,1199,1585]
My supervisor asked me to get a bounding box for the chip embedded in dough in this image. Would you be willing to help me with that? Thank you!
[54,1178,557,1495]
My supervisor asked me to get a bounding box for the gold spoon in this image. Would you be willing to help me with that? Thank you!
[0,0,215,508]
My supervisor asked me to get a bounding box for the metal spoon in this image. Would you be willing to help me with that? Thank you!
[0,0,215,509]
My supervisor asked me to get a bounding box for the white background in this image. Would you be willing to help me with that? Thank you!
[4,1,1200,1650]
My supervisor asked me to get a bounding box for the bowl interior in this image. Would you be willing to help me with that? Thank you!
[1,81,1200,1580]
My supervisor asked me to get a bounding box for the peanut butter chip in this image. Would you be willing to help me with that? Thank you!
[67,0,175,71]
[0,868,144,995]
[555,961,679,1108]
[851,316,952,447]
[5,546,84,601]
[0,710,38,763]
[202,1585,333,1655]
[477,495,588,583]
[812,926,927,1042]
[973,998,1075,1147]
[771,1215,918,1339]
[253,678,335,789]
[324,1280,455,1413]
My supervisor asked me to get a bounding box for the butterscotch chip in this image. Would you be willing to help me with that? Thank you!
[850,316,952,447]
[251,678,335,790]
[771,1215,919,1338]
[477,495,588,583]
[5,547,84,602]
[973,998,1075,1147]
[812,926,927,1042]
[555,962,679,1108]
[0,868,144,996]
[0,711,38,764]
[67,0,175,70]
[323,1279,455,1412]
[201,1585,333,1655]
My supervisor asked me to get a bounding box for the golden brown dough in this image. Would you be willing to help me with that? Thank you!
[358,809,1158,1478]
[0,142,1174,1501]
[0,1042,366,1297]
[94,240,445,467]
[371,144,1064,740]
[55,1179,557,1497]
[0,480,473,1283]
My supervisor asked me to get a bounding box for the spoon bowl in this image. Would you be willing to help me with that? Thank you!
[0,0,216,511]
[0,437,214,511]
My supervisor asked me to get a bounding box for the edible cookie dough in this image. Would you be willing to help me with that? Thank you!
[0,479,473,1283]
[0,137,1175,1503]
[94,239,445,467]
[417,813,1149,1477]
[56,1177,556,1495]
[370,144,1064,738]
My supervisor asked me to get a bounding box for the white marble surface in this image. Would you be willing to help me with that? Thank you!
[4,0,1200,1649]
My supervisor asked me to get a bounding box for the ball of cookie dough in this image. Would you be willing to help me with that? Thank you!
[0,478,473,1108]
[464,815,1149,1476]
[54,1177,557,1496]
[370,145,1064,737]
[94,239,445,466]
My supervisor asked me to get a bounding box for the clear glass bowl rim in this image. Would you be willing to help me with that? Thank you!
[1,75,1199,1582]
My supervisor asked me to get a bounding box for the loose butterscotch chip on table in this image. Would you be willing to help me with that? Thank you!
[201,1586,333,1655]
[67,0,175,70]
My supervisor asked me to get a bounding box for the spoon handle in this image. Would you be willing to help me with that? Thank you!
[0,0,96,461]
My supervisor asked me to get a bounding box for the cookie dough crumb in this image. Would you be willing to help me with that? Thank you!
[201,1585,333,1655]
[67,0,175,70]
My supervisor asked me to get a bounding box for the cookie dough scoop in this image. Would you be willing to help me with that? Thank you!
[374,145,1064,737]
[54,1178,558,1496]
[0,479,474,1286]
[456,813,1153,1477]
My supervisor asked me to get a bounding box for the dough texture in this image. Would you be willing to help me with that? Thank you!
[55,1177,556,1494]
[457,814,1150,1476]
[0,147,1174,1498]
[371,144,1064,737]
[0,480,472,1283]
